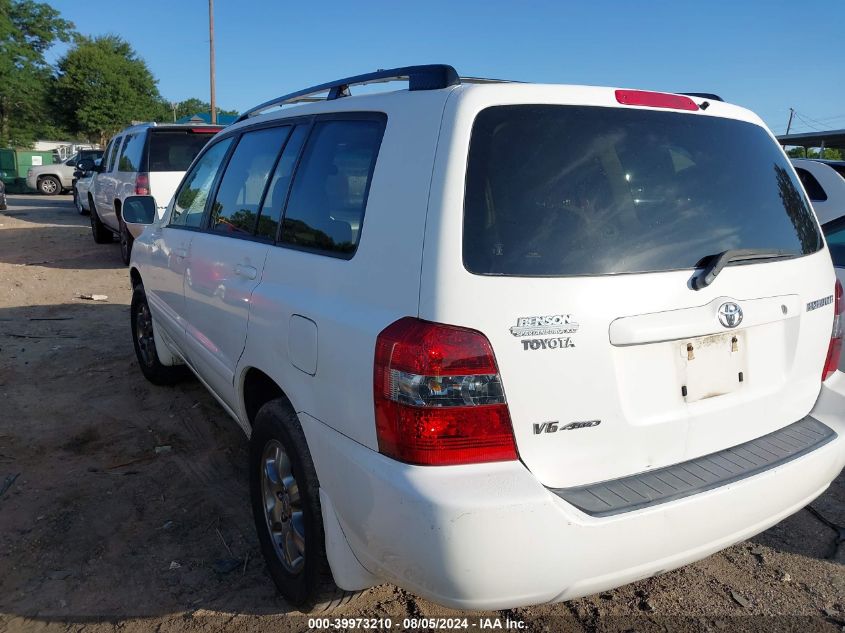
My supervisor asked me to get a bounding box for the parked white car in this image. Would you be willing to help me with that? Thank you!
[791,158,845,226]
[25,149,103,195]
[123,66,845,612]
[72,159,100,214]
[83,123,221,264]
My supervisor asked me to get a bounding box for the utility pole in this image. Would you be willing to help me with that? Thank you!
[785,108,794,135]
[209,0,217,124]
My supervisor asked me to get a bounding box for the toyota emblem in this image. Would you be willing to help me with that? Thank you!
[718,302,743,328]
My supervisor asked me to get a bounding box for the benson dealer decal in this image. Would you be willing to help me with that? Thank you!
[807,295,834,312]
[510,314,579,351]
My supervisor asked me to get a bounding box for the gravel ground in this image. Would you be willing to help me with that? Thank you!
[0,194,843,633]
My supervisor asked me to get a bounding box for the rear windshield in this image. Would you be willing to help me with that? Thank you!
[147,129,217,172]
[464,105,823,276]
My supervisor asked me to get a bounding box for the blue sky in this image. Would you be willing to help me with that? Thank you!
[47,0,844,135]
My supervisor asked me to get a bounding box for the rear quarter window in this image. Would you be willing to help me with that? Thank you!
[118,133,145,172]
[280,117,386,258]
[464,105,823,276]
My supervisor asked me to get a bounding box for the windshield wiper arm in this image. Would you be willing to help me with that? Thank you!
[691,249,794,290]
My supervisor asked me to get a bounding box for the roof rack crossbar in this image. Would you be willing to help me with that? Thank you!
[236,64,461,123]
[679,92,724,102]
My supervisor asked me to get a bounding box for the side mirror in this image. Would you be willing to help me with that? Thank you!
[77,158,95,172]
[123,195,157,227]
[73,169,86,179]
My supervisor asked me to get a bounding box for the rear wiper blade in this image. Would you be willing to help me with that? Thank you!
[691,249,794,290]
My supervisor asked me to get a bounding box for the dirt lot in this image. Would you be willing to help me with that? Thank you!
[0,194,843,633]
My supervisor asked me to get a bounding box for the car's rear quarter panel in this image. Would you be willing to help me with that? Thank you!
[237,89,455,447]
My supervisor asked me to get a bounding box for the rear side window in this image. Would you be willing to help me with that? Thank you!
[170,138,233,228]
[464,106,823,276]
[795,167,828,201]
[148,129,218,172]
[118,133,145,172]
[210,126,291,235]
[281,118,385,257]
[829,164,845,180]
[257,125,308,240]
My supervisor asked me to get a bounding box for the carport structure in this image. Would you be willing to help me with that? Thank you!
[777,128,845,155]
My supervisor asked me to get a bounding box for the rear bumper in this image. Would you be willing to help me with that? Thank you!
[303,374,845,610]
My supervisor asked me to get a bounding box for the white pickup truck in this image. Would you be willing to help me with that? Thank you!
[26,149,103,195]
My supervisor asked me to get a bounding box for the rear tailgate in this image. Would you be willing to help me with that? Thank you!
[146,127,220,217]
[421,86,835,489]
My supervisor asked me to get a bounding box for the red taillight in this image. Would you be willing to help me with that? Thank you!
[615,89,699,111]
[823,280,843,381]
[190,127,221,134]
[373,317,518,466]
[135,173,150,195]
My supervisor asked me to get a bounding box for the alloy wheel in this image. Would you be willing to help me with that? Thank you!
[260,440,305,574]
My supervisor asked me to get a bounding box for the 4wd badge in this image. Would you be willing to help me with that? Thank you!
[510,314,579,337]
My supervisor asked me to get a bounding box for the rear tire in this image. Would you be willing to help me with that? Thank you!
[130,284,188,385]
[89,200,113,244]
[120,220,134,265]
[250,399,357,613]
[37,176,60,195]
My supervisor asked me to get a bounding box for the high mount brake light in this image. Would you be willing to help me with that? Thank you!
[823,280,843,381]
[373,317,518,466]
[615,89,699,111]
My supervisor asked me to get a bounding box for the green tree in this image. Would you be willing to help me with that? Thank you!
[164,97,238,122]
[0,0,74,146]
[53,35,168,145]
[786,147,843,160]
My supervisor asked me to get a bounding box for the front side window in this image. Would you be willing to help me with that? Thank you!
[281,118,385,257]
[464,105,823,276]
[209,126,291,235]
[170,138,233,228]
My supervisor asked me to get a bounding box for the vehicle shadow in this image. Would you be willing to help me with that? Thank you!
[0,301,299,621]
[2,194,87,227]
[0,226,124,271]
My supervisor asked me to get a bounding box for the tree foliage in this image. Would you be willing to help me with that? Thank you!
[165,97,238,122]
[786,147,843,160]
[0,0,74,146]
[53,35,168,145]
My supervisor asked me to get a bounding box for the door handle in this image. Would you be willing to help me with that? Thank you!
[174,247,189,259]
[235,264,258,280]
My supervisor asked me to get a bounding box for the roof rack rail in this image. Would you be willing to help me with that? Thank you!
[236,64,461,123]
[679,92,724,102]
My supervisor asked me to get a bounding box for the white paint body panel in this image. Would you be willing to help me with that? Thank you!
[129,82,845,609]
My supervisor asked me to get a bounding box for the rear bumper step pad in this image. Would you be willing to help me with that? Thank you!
[551,416,836,517]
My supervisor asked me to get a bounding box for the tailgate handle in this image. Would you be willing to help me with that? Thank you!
[235,263,257,280]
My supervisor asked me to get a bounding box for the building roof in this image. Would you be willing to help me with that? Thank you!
[175,112,238,126]
[776,129,845,149]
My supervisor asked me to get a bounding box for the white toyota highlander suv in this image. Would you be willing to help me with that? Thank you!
[122,65,845,612]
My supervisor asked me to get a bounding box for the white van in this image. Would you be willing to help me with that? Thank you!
[83,123,221,264]
[123,65,845,612]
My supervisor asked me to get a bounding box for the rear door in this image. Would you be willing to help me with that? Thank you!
[423,96,834,489]
[145,127,221,217]
[94,135,123,231]
[180,125,292,409]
